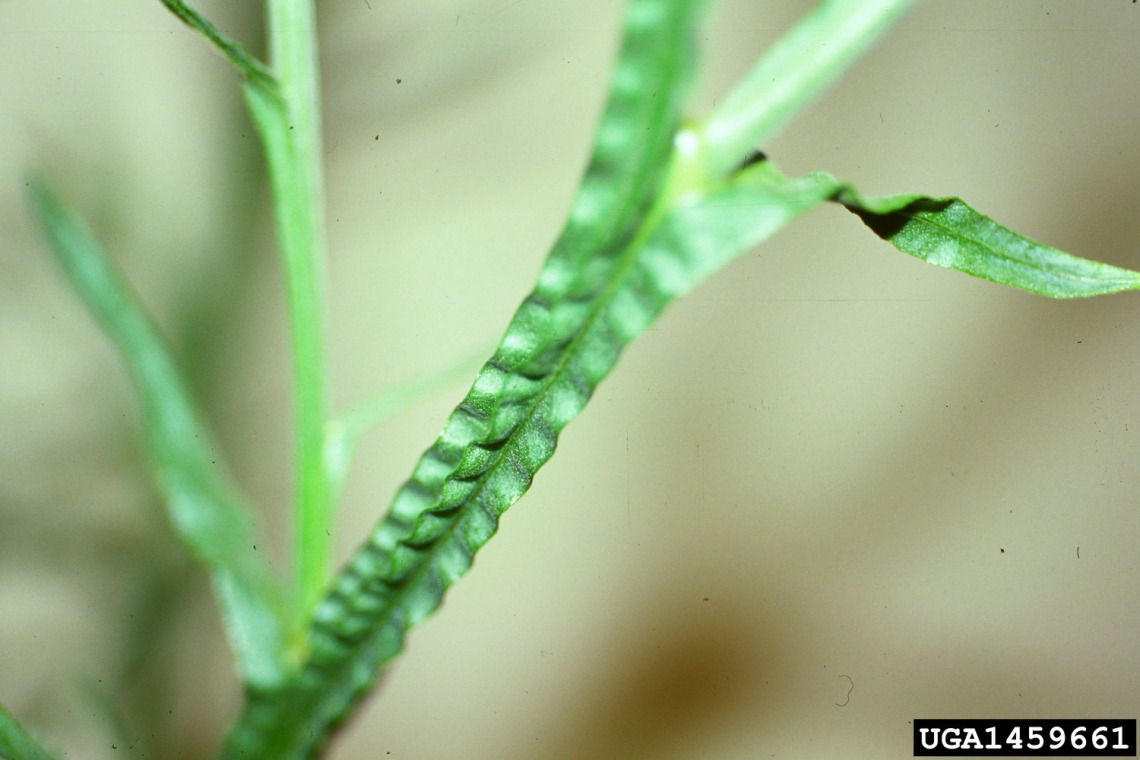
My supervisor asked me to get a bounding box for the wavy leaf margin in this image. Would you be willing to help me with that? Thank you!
[221,2,1140,756]
[221,0,714,757]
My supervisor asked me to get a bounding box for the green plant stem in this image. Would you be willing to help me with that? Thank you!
[157,0,277,90]
[697,0,918,178]
[260,0,331,635]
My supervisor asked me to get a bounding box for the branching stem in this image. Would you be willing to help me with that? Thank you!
[697,0,919,178]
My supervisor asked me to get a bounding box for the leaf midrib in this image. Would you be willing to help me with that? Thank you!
[261,180,676,760]
[358,190,665,641]
[901,208,1123,287]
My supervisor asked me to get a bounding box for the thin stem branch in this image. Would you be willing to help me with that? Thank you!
[324,344,492,505]
[696,0,918,178]
[156,0,277,90]
[260,0,331,635]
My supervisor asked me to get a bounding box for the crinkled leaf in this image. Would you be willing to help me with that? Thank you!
[222,1,1140,755]
[222,1,712,757]
[0,703,57,760]
[833,186,1140,298]
[680,160,1140,299]
[28,180,289,689]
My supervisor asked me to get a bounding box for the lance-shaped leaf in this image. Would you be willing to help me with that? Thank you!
[220,28,894,760]
[0,703,58,760]
[727,162,1140,298]
[832,186,1140,297]
[221,1,715,757]
[28,180,289,690]
[693,161,1140,298]
[223,4,1140,757]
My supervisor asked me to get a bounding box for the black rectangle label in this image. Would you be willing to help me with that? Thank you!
[914,719,1136,756]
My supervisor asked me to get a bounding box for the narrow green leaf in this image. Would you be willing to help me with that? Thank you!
[0,703,57,760]
[156,0,279,96]
[698,0,918,178]
[673,159,1140,299]
[834,188,1140,298]
[222,1,709,756]
[28,180,290,689]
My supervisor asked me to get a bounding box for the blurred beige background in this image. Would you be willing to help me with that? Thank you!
[2,1,1138,758]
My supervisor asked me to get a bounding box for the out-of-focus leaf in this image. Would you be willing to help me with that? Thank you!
[0,703,57,760]
[28,180,289,689]
[155,0,279,97]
